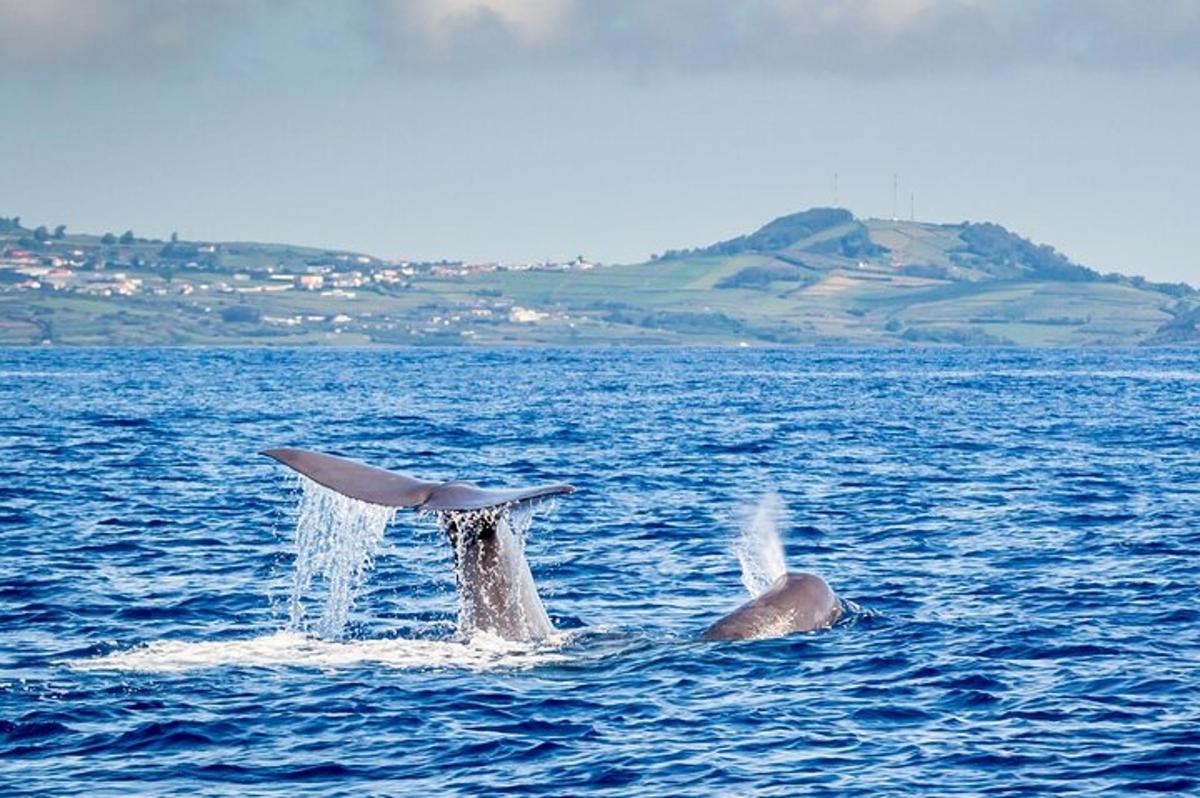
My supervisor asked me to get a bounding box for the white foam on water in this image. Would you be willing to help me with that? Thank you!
[722,369,1200,382]
[0,370,90,378]
[288,476,396,639]
[734,492,789,597]
[68,630,572,673]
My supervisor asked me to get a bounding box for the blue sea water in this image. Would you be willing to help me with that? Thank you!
[2,346,1199,796]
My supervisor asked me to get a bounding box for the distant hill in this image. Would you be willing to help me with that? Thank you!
[640,208,1197,345]
[666,207,1191,293]
[1,209,1196,346]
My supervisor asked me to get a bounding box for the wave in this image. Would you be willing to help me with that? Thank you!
[723,369,1200,381]
[67,630,572,674]
[0,370,91,378]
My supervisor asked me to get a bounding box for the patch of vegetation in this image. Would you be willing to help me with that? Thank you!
[716,262,811,289]
[953,223,1097,282]
[0,216,26,233]
[752,327,816,344]
[1119,274,1196,298]
[899,263,952,280]
[805,224,887,259]
[220,306,261,324]
[901,325,1014,346]
[602,306,746,336]
[662,208,856,259]
[1147,304,1200,344]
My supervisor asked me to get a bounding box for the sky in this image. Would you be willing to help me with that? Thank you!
[2,0,1198,283]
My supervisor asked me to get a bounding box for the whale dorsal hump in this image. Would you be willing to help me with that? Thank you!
[261,448,574,511]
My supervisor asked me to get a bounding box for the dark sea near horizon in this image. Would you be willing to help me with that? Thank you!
[2,346,1199,796]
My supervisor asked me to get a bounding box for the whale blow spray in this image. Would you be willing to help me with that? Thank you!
[734,491,789,597]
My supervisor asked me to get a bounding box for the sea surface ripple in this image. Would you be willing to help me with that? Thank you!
[1,347,1198,796]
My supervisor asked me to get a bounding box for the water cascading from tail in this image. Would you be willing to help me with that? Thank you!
[286,475,553,642]
[288,476,396,639]
[436,503,554,641]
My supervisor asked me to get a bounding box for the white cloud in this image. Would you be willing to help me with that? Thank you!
[2,1,1197,75]
[0,0,256,72]
[361,0,1200,73]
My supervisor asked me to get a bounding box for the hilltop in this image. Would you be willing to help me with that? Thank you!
[1,210,1196,346]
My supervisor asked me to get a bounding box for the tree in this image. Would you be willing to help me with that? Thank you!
[53,225,66,239]
[33,225,49,242]
[101,232,117,245]
[220,305,260,324]
[119,230,135,245]
[171,231,179,243]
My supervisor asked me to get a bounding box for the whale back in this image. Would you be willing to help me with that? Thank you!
[701,572,841,641]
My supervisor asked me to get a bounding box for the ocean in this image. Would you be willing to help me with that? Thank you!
[2,346,1198,796]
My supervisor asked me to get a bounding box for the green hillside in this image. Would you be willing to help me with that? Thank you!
[1,210,1196,346]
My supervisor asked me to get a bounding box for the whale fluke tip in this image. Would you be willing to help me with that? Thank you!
[262,447,574,511]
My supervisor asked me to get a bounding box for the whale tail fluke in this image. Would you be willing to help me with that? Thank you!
[261,448,574,511]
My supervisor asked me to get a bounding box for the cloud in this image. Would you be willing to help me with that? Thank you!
[3,1,1197,76]
[0,0,255,73]
[362,0,1200,74]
